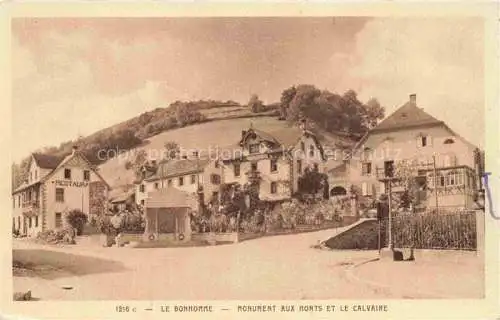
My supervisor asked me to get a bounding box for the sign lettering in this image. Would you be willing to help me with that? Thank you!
[54,180,89,188]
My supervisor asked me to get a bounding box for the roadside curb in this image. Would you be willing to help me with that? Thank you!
[343,257,446,299]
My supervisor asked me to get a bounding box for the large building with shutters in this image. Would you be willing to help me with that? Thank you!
[12,146,110,237]
[134,122,328,209]
[328,94,484,211]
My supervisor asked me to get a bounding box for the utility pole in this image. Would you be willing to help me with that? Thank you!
[432,155,439,212]
[387,179,393,250]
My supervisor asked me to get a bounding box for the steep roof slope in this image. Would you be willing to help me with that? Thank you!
[371,99,443,133]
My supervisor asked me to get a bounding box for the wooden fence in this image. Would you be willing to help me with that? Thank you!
[383,211,477,250]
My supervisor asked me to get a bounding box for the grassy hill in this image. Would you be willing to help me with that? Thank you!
[99,114,355,190]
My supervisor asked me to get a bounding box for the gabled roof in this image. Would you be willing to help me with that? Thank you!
[32,153,65,169]
[353,96,446,151]
[110,190,135,203]
[371,101,443,133]
[145,159,211,182]
[239,125,327,160]
[240,126,304,149]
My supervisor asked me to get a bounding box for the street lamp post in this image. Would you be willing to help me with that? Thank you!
[387,179,393,251]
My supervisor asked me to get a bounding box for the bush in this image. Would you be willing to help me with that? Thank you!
[122,212,145,232]
[96,215,115,235]
[65,209,88,236]
[36,228,76,245]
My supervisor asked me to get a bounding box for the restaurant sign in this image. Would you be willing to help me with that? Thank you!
[54,180,89,188]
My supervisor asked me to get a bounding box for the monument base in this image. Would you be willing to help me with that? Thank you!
[379,247,404,261]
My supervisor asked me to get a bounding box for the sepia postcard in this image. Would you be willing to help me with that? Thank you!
[1,2,499,320]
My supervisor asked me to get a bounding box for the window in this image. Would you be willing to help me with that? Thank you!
[249,144,260,154]
[140,200,145,206]
[270,182,278,194]
[270,159,278,172]
[309,145,315,157]
[212,191,219,201]
[313,163,319,172]
[140,184,145,192]
[55,188,64,202]
[251,162,258,171]
[417,135,430,148]
[18,195,20,207]
[17,217,20,230]
[234,163,241,177]
[297,160,302,175]
[168,179,172,186]
[384,161,394,178]
[34,170,37,180]
[444,138,455,144]
[439,175,446,187]
[64,168,71,179]
[361,182,372,196]
[35,216,39,227]
[30,172,32,182]
[300,141,305,152]
[28,217,32,228]
[210,174,221,185]
[362,162,372,176]
[154,182,159,189]
[55,212,62,228]
[12,198,15,208]
[191,175,196,184]
[215,161,220,169]
[179,176,184,186]
[447,171,464,186]
[83,170,90,181]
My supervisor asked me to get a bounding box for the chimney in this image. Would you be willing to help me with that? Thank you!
[72,145,78,155]
[409,94,417,105]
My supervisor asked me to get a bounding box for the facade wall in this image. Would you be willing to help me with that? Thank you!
[256,156,292,201]
[290,135,326,193]
[333,124,479,209]
[44,157,108,231]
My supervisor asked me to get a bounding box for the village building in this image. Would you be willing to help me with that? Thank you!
[134,158,222,207]
[220,122,328,202]
[109,189,135,212]
[12,146,110,237]
[328,94,484,212]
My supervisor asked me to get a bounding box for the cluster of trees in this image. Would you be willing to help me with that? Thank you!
[135,102,207,139]
[11,87,385,190]
[279,85,385,137]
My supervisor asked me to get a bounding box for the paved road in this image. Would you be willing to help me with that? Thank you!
[13,230,384,300]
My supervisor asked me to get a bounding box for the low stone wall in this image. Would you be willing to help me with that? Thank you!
[120,233,144,243]
[192,232,239,244]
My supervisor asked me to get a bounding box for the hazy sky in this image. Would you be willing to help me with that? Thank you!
[12,17,484,161]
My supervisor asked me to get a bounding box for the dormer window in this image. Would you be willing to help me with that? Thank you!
[249,144,260,154]
[444,138,455,144]
[309,145,315,157]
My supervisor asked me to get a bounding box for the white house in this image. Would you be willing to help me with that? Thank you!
[12,146,110,237]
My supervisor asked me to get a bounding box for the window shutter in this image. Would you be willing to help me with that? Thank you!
[361,182,368,196]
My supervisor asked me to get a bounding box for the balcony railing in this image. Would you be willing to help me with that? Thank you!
[22,200,39,208]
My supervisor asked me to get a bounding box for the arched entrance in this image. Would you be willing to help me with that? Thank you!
[330,186,347,197]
